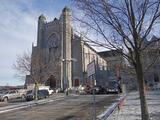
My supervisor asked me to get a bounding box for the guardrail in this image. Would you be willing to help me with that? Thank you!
[97,95,126,120]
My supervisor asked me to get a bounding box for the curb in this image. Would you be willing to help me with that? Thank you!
[0,96,65,114]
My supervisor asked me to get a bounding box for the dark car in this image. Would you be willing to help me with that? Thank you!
[90,86,107,94]
[106,80,122,94]
[26,89,49,101]
[89,86,99,94]
[37,89,49,99]
[98,86,107,94]
[25,90,34,101]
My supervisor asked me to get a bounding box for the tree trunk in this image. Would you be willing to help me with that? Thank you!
[135,52,150,120]
[35,82,38,100]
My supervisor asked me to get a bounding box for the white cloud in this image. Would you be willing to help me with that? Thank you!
[0,0,39,85]
[0,0,68,86]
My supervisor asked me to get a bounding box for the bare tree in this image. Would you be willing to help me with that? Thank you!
[13,50,48,99]
[72,0,160,120]
[13,51,31,80]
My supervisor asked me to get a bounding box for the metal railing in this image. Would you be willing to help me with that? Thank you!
[97,95,126,120]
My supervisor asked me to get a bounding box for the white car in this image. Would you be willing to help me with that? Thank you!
[48,88,54,95]
[39,86,53,95]
[0,90,26,102]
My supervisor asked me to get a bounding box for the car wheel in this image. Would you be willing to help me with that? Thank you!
[3,97,8,102]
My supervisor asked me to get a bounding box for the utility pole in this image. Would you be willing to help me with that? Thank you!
[92,76,96,120]
[87,60,96,120]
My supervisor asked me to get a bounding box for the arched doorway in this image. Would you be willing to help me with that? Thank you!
[74,79,80,87]
[45,75,56,89]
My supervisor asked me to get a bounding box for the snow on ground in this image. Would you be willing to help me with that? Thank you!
[108,91,160,120]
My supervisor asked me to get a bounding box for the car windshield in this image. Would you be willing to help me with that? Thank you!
[26,90,33,94]
[108,81,118,87]
[3,91,9,94]
[0,91,8,94]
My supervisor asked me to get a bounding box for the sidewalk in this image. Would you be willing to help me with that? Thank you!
[108,91,160,120]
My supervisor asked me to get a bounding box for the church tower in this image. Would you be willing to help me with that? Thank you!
[37,14,46,48]
[61,7,72,89]
[27,7,77,90]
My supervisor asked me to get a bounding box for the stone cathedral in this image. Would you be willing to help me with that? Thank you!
[25,7,108,90]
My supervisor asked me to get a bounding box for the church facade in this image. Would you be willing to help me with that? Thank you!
[25,7,108,90]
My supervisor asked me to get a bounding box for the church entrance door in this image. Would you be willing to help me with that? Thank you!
[46,75,56,89]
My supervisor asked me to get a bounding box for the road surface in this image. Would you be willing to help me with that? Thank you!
[0,94,119,120]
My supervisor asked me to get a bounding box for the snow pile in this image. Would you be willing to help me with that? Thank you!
[108,91,160,120]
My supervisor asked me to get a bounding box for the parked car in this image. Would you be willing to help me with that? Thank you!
[38,89,49,98]
[89,86,100,94]
[89,86,107,94]
[0,90,26,102]
[39,86,54,95]
[25,89,49,101]
[97,86,107,94]
[106,80,121,94]
[25,90,34,101]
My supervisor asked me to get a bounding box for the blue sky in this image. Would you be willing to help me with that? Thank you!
[0,0,71,86]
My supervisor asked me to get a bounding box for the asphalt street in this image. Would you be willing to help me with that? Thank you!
[0,94,118,120]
